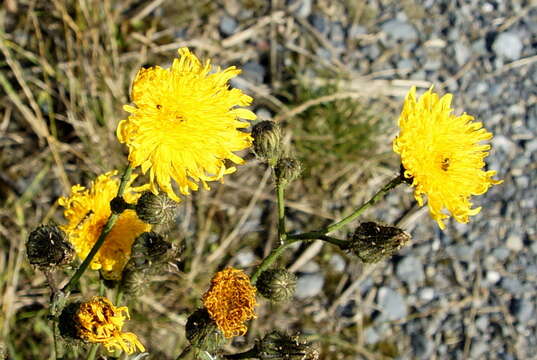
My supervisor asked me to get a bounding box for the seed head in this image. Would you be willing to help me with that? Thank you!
[252,120,282,166]
[135,191,178,225]
[347,222,410,263]
[26,225,75,268]
[257,268,297,303]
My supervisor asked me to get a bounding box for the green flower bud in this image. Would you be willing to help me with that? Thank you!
[256,331,319,360]
[26,225,75,268]
[120,269,147,296]
[128,232,173,272]
[135,191,178,225]
[252,120,282,166]
[257,268,297,303]
[185,308,226,353]
[275,157,301,186]
[347,222,410,263]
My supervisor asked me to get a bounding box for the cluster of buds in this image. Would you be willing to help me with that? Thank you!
[251,121,302,186]
[228,331,319,360]
[345,222,410,263]
[185,308,226,354]
[120,231,175,296]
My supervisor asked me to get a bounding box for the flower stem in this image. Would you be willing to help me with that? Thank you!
[250,175,402,284]
[86,344,98,360]
[276,182,286,243]
[175,345,192,360]
[62,164,133,293]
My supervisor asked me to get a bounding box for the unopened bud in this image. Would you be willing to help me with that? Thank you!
[256,331,319,360]
[26,225,75,268]
[252,120,282,166]
[257,268,297,303]
[347,222,410,263]
[135,191,178,225]
[128,232,173,272]
[185,308,226,353]
[275,157,301,186]
[120,270,147,296]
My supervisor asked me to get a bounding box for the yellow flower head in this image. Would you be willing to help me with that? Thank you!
[58,171,151,279]
[202,267,257,338]
[393,87,502,229]
[75,296,145,354]
[117,48,256,202]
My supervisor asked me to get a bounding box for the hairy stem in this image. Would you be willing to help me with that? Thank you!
[276,183,286,243]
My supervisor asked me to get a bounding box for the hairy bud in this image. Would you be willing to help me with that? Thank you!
[275,157,301,186]
[185,308,226,353]
[257,268,297,303]
[135,192,178,225]
[347,222,410,263]
[256,331,319,360]
[252,120,282,166]
[26,225,75,268]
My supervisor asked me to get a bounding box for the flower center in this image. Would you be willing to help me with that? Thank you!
[440,157,450,171]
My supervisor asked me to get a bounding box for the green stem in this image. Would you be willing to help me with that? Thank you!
[276,183,286,243]
[175,345,192,360]
[251,175,402,284]
[292,175,403,239]
[62,165,133,293]
[86,344,98,360]
[251,238,301,284]
[52,320,60,360]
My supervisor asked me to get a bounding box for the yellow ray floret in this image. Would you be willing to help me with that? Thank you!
[117,48,256,201]
[75,296,145,354]
[393,87,502,230]
[58,171,151,279]
[202,267,257,338]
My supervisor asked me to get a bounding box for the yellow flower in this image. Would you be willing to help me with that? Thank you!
[393,87,502,230]
[58,171,151,279]
[75,296,145,354]
[117,48,256,202]
[202,267,257,338]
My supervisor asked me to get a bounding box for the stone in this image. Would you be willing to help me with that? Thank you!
[377,287,407,321]
[242,61,265,84]
[411,334,433,358]
[295,272,325,299]
[396,256,425,286]
[492,32,523,60]
[329,254,346,273]
[235,249,256,267]
[454,42,470,65]
[219,15,237,36]
[506,233,523,252]
[419,287,435,302]
[510,298,534,324]
[381,19,418,44]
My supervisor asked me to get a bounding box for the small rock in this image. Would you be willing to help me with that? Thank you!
[377,287,407,321]
[381,19,418,44]
[500,277,523,295]
[329,254,346,272]
[290,0,311,18]
[396,256,425,286]
[255,107,272,120]
[454,42,471,65]
[510,298,534,323]
[219,15,237,36]
[506,233,523,252]
[235,249,256,267]
[363,327,380,344]
[242,61,265,84]
[486,270,501,284]
[295,273,325,299]
[411,334,433,358]
[492,32,523,60]
[308,13,328,33]
[419,287,435,302]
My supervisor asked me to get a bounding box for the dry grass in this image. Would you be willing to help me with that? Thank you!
[0,1,406,359]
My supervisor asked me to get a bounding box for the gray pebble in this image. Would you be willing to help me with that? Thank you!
[377,287,407,322]
[242,61,265,84]
[492,32,523,60]
[381,19,418,44]
[510,298,534,324]
[396,256,425,286]
[219,15,237,36]
[295,273,325,299]
[329,254,346,273]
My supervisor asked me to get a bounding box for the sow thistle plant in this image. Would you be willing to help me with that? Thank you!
[24,47,502,359]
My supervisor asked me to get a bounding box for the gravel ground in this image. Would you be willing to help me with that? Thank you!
[223,1,536,359]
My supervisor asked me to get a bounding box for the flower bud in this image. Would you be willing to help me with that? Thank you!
[347,222,410,263]
[135,191,178,225]
[120,269,147,296]
[256,331,319,360]
[257,268,296,303]
[275,157,301,186]
[127,231,173,272]
[185,308,226,353]
[252,120,282,166]
[26,225,75,268]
